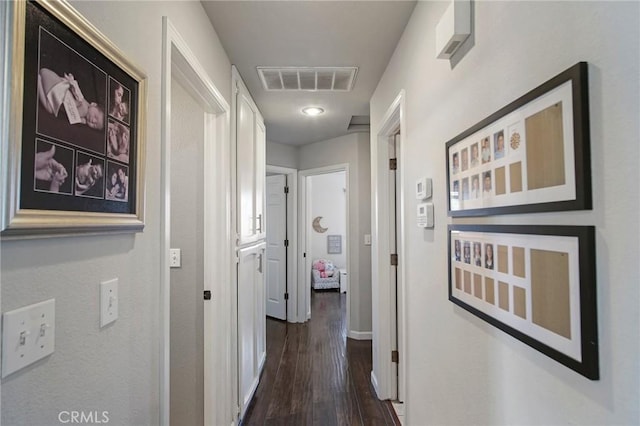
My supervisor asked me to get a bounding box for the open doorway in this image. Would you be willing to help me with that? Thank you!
[160,18,231,426]
[372,91,406,416]
[298,166,349,324]
[169,75,205,425]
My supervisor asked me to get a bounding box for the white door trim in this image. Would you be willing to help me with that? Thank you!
[297,164,350,329]
[0,0,8,415]
[160,18,231,426]
[371,90,407,401]
[266,165,298,322]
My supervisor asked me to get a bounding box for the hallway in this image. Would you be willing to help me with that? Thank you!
[243,291,399,425]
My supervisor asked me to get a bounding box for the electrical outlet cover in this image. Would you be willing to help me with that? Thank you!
[2,299,55,378]
[100,279,118,327]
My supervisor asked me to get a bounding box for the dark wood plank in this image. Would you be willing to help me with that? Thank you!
[265,326,301,419]
[313,400,338,426]
[243,291,396,426]
[243,319,288,426]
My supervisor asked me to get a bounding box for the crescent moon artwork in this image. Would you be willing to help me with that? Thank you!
[312,216,328,233]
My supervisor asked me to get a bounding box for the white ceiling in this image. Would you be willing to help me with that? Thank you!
[202,1,416,146]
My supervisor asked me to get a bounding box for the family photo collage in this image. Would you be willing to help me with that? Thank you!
[449,118,527,210]
[450,230,582,362]
[33,27,131,203]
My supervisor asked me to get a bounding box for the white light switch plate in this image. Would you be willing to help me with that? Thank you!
[2,298,55,378]
[364,234,372,246]
[169,248,182,268]
[100,279,118,328]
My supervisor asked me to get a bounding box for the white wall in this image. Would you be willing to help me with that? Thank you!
[169,78,204,425]
[300,132,372,333]
[309,171,347,269]
[371,1,639,424]
[1,2,232,425]
[266,140,298,169]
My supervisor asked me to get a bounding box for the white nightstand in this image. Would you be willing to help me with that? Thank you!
[339,269,348,293]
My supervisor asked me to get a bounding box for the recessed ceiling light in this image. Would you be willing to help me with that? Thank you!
[302,107,325,116]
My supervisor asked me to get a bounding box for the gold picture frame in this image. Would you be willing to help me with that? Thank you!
[1,0,146,238]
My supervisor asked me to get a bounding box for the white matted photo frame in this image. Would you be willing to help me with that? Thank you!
[446,62,591,217]
[448,224,598,380]
[1,0,146,237]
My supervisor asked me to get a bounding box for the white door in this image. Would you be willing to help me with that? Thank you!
[237,243,265,419]
[266,174,287,320]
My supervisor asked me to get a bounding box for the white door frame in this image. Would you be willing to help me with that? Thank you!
[371,90,407,401]
[297,164,350,327]
[0,0,9,414]
[160,18,231,426]
[266,165,298,322]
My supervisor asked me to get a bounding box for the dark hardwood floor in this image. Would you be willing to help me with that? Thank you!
[242,291,400,426]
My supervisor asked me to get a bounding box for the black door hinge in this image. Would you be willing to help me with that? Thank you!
[284,186,289,194]
[284,292,289,300]
[389,158,397,170]
[284,239,289,247]
[390,254,398,266]
[303,252,306,258]
[204,290,212,300]
[392,350,399,363]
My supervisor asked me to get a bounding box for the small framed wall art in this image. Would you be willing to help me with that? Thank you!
[1,0,147,237]
[446,62,591,217]
[448,224,598,379]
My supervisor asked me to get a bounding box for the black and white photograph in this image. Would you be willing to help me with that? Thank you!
[75,151,105,198]
[107,119,130,163]
[34,139,73,195]
[37,27,107,155]
[105,161,129,202]
[2,0,146,236]
[108,77,131,124]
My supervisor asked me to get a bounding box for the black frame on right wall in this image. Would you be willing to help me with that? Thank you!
[448,224,599,380]
[445,62,591,217]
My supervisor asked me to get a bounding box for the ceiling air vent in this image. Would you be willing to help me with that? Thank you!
[257,67,358,92]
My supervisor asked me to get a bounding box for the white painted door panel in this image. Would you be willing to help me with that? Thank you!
[255,121,266,241]
[237,243,265,419]
[266,174,287,320]
[237,94,257,243]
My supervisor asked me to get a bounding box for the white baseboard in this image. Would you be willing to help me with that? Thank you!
[371,371,381,398]
[348,330,372,340]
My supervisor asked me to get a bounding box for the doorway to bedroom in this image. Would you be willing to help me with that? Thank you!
[305,169,348,320]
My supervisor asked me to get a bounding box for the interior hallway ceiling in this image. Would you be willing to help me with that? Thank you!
[202,0,416,146]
